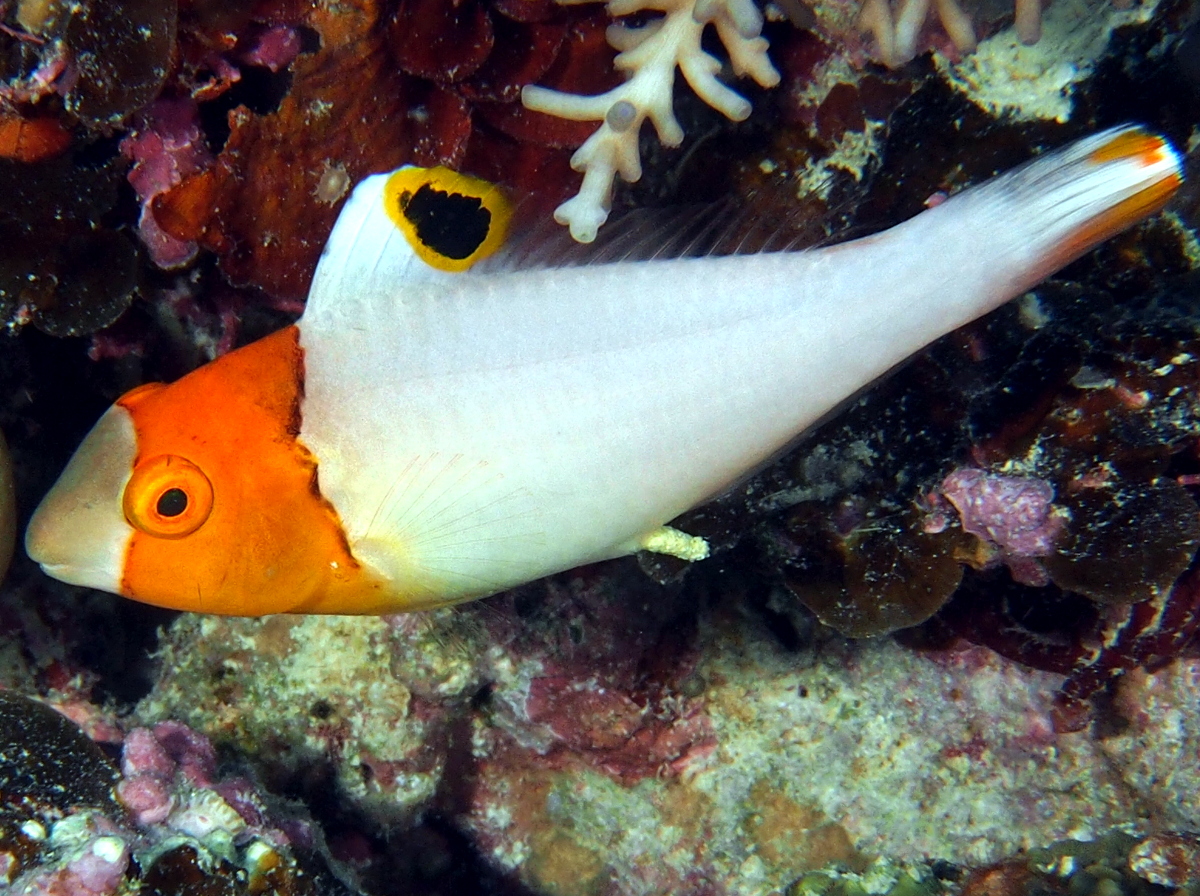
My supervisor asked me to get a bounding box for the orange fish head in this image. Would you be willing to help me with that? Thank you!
[27,327,389,616]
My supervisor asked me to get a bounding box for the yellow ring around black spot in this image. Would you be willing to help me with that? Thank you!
[383,166,513,272]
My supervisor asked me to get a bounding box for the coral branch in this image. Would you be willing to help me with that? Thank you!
[857,0,987,66]
[521,0,779,241]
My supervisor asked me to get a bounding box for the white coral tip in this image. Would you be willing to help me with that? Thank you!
[571,125,643,181]
[526,0,783,241]
[726,0,765,36]
[554,191,611,243]
[934,0,977,51]
[857,0,899,66]
[892,0,931,64]
[1013,0,1041,44]
[644,102,685,146]
[694,0,763,38]
[680,53,753,121]
[608,19,662,51]
[522,84,609,121]
[716,24,780,86]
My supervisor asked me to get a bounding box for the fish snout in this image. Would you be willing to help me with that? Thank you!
[26,404,136,593]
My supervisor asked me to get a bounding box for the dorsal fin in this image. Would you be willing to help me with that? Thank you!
[479,193,839,272]
[304,163,837,326]
[304,166,514,324]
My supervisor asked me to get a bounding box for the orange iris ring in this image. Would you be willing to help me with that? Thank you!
[123,454,214,539]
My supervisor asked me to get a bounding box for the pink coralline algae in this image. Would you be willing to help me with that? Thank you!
[939,468,1065,586]
[117,772,174,826]
[18,833,131,896]
[238,24,304,73]
[116,722,218,825]
[120,96,214,270]
[0,690,339,895]
[114,720,298,847]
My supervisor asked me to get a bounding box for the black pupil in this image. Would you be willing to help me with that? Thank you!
[157,488,188,517]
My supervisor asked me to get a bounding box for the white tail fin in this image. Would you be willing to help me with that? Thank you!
[858,124,1184,342]
[940,124,1182,294]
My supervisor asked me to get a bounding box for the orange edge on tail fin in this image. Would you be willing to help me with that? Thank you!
[1052,128,1183,271]
[1086,127,1178,168]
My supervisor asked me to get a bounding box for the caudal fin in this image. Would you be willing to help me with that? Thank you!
[960,124,1183,288]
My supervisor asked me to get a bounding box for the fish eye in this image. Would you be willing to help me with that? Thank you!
[123,455,213,539]
[156,488,188,517]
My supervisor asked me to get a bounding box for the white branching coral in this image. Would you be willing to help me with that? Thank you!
[857,0,1042,68]
[521,0,780,242]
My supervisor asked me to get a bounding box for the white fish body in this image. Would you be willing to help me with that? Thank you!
[24,125,1184,615]
[297,125,1182,607]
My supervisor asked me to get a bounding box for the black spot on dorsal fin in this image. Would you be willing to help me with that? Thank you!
[399,183,492,262]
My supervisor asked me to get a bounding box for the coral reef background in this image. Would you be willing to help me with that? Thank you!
[1,0,1200,893]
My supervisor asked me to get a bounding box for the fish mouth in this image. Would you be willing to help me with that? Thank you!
[33,561,116,591]
[26,404,136,596]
